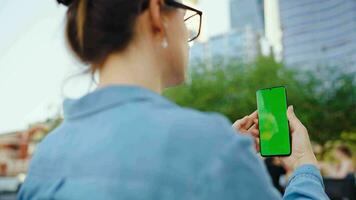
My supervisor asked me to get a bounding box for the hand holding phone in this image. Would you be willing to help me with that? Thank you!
[255,86,317,168]
[233,86,318,169]
[280,106,318,170]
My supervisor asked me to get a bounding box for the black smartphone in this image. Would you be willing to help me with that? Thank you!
[256,86,291,157]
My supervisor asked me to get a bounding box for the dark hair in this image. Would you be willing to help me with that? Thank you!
[336,145,352,158]
[57,0,152,74]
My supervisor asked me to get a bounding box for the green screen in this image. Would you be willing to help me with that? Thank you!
[256,86,291,156]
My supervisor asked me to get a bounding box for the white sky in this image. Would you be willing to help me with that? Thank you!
[0,0,230,134]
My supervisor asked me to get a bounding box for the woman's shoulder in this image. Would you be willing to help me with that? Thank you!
[150,106,232,129]
[168,107,232,131]
[161,106,250,143]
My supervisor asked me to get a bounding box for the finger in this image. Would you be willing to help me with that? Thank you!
[235,117,251,132]
[245,111,258,128]
[238,116,248,127]
[253,119,259,129]
[233,121,247,134]
[249,110,258,120]
[233,120,241,129]
[243,113,257,130]
[247,124,259,137]
[287,105,300,131]
[250,128,259,138]
[287,106,300,123]
[235,111,259,133]
[254,138,260,152]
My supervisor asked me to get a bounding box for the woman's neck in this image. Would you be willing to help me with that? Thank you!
[97,45,164,94]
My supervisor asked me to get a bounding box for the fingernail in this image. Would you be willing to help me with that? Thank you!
[291,105,294,111]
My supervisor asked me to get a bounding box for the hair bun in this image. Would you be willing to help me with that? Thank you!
[57,0,74,6]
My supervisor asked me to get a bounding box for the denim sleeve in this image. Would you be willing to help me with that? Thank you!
[207,114,328,200]
[283,165,330,200]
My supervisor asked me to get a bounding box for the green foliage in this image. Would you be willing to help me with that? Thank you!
[321,131,356,164]
[30,115,63,143]
[163,56,356,145]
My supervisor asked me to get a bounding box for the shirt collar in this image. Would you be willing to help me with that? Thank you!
[63,85,176,120]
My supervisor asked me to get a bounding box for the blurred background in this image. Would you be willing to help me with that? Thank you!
[0,0,355,199]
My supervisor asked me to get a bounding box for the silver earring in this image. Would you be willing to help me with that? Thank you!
[161,38,168,49]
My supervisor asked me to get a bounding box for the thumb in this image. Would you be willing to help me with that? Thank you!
[287,105,300,128]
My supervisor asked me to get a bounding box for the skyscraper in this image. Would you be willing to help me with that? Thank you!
[229,0,264,32]
[190,28,261,65]
[189,0,266,65]
[277,0,356,71]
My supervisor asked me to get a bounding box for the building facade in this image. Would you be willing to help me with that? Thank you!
[278,0,356,71]
[189,0,267,66]
[230,0,264,33]
[189,27,262,65]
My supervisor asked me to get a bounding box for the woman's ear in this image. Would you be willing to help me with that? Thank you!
[148,0,166,38]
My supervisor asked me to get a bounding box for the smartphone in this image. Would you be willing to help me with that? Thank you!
[256,86,291,157]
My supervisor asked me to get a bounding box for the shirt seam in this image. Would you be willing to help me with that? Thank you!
[287,172,324,188]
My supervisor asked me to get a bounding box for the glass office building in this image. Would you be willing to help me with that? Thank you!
[230,0,264,32]
[189,0,267,66]
[189,28,261,65]
[279,0,356,72]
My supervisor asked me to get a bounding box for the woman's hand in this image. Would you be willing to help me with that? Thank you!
[280,106,318,170]
[232,111,260,152]
[233,106,318,170]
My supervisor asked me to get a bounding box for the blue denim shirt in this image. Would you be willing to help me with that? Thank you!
[19,85,329,200]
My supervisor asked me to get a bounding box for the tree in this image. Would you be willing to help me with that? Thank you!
[163,56,356,145]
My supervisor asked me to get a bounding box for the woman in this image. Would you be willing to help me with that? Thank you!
[322,145,354,179]
[19,0,328,199]
[333,146,355,180]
